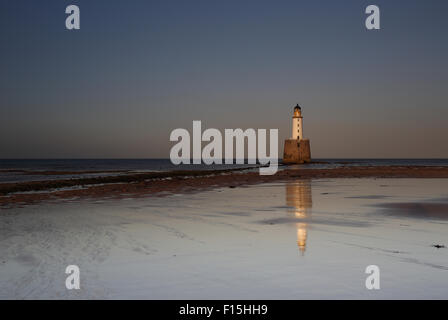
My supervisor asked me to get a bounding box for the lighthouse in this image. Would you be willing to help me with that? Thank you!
[283,103,311,164]
[292,104,303,140]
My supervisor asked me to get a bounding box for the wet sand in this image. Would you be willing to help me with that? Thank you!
[2,165,448,208]
[1,165,448,299]
[1,178,447,299]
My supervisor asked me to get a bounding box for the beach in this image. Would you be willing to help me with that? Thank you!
[1,165,448,208]
[1,165,448,299]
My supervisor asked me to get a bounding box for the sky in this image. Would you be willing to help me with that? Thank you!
[0,0,447,159]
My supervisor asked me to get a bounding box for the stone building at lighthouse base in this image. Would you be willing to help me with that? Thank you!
[283,139,311,164]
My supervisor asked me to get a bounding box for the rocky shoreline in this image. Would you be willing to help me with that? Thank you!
[1,165,448,208]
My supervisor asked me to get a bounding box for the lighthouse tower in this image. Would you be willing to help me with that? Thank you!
[283,103,311,164]
[292,104,303,140]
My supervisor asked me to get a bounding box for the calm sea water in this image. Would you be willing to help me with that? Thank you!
[1,159,448,183]
[0,159,259,183]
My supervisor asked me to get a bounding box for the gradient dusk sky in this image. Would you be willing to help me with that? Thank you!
[1,0,447,159]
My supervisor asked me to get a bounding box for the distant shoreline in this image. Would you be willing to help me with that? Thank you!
[2,165,448,209]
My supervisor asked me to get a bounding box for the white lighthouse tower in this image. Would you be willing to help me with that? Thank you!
[283,103,311,164]
[292,104,303,140]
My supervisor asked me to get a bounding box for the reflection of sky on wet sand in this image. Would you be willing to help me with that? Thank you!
[1,179,448,299]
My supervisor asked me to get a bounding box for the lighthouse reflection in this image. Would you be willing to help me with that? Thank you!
[285,180,313,255]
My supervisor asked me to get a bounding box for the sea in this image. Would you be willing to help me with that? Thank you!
[1,159,448,183]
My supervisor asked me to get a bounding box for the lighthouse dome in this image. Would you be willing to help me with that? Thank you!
[293,104,302,117]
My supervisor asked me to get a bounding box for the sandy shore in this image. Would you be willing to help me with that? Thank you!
[1,178,447,299]
[1,165,448,208]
